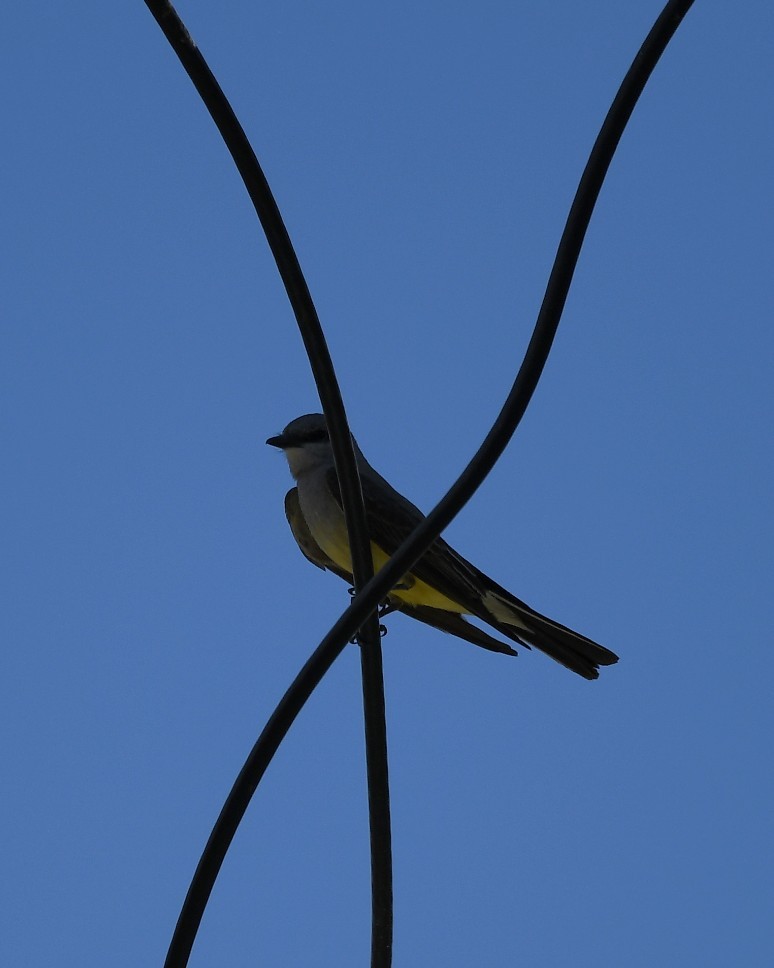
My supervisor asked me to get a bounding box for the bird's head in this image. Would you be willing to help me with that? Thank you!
[266,413,333,478]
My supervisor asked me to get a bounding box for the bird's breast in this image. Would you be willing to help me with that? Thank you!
[296,472,466,613]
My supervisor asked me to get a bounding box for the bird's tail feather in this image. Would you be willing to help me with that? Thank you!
[480,589,618,681]
[399,604,519,657]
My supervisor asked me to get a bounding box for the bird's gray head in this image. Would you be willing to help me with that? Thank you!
[266,413,336,478]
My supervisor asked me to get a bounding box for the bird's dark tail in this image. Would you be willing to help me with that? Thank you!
[478,586,619,681]
[399,604,519,658]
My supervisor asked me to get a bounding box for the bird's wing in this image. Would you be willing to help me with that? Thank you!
[325,467,619,680]
[286,486,518,657]
[284,487,352,581]
[325,466,497,615]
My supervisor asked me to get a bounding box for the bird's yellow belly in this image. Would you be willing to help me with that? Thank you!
[388,575,467,612]
[316,525,466,613]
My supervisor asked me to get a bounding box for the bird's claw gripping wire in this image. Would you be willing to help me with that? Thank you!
[350,623,388,644]
[349,585,398,618]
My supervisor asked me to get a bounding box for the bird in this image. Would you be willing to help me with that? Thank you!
[267,413,618,680]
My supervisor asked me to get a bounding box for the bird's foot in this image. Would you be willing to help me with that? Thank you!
[350,620,389,644]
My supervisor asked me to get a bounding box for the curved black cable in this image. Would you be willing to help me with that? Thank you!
[142,2,391,965]
[153,1,695,965]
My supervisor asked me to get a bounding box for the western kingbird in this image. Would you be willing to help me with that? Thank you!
[267,413,618,680]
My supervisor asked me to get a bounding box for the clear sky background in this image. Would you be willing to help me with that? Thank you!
[3,2,773,966]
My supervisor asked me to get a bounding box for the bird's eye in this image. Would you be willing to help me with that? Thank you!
[305,429,328,443]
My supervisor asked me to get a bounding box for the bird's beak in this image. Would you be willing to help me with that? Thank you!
[266,434,285,449]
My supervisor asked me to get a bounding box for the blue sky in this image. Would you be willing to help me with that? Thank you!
[3,2,773,965]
